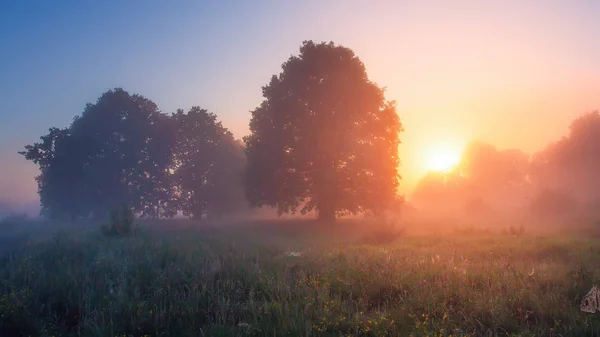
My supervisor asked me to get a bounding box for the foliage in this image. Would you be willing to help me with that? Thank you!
[170,107,247,220]
[412,141,532,212]
[244,40,403,221]
[507,224,525,236]
[19,88,175,220]
[531,111,600,211]
[100,205,138,237]
[1,220,600,336]
[20,88,248,221]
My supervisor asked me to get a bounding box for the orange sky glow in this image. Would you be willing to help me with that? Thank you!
[1,1,600,209]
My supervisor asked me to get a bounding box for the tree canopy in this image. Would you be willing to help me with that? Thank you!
[21,89,173,219]
[170,107,247,220]
[244,40,403,221]
[20,88,246,221]
[530,111,600,209]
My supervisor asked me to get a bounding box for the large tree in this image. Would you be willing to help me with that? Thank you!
[170,107,247,220]
[244,40,402,221]
[20,88,176,220]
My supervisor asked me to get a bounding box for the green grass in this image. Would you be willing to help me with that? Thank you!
[1,219,600,336]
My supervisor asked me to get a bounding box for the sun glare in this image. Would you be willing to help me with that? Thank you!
[424,143,461,172]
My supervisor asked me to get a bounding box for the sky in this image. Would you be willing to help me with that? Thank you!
[1,0,600,212]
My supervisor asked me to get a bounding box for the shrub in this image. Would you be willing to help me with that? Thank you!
[508,224,525,236]
[100,205,138,237]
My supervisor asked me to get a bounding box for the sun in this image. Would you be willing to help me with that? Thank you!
[423,143,461,172]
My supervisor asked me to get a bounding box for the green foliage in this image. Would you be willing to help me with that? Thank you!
[244,40,403,221]
[100,205,138,237]
[1,221,600,336]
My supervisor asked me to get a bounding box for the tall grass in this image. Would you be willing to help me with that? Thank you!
[1,221,600,336]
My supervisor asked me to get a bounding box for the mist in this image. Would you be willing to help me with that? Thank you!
[3,2,600,335]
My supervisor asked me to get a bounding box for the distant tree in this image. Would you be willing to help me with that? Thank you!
[20,88,175,220]
[244,40,402,221]
[410,140,531,212]
[170,107,247,220]
[531,111,600,205]
[455,140,531,208]
[458,141,530,189]
[411,171,448,207]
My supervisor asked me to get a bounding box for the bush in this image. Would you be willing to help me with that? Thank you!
[100,205,138,237]
[508,224,525,236]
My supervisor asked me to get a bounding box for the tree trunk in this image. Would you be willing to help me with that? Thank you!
[316,157,337,222]
[317,201,336,222]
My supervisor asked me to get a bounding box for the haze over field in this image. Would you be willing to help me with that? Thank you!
[5,3,600,335]
[2,0,600,217]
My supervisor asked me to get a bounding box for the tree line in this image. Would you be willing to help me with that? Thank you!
[412,111,600,218]
[20,41,403,222]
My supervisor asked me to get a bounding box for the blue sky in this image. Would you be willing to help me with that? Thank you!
[2,0,600,211]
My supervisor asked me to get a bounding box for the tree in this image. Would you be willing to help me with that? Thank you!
[458,141,530,189]
[531,111,600,207]
[170,107,247,220]
[244,40,402,221]
[19,127,90,219]
[20,88,176,220]
[456,140,531,208]
[410,140,531,213]
[410,171,467,212]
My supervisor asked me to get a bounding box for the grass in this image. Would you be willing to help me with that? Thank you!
[1,218,600,336]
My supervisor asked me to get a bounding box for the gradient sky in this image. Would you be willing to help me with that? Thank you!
[1,0,600,211]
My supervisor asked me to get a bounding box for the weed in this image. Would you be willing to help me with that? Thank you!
[100,205,138,237]
[0,219,599,336]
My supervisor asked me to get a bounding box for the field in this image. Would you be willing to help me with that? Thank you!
[1,217,600,337]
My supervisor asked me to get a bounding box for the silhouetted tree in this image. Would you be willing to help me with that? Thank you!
[455,141,531,208]
[531,111,600,207]
[20,88,175,220]
[459,141,529,190]
[411,141,531,212]
[170,107,247,220]
[19,127,91,219]
[244,40,402,221]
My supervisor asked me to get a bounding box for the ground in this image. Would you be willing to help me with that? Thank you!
[1,217,600,336]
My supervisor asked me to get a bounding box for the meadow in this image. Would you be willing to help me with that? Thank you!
[1,216,600,337]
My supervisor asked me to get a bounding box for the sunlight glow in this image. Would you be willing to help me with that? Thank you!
[423,143,462,172]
